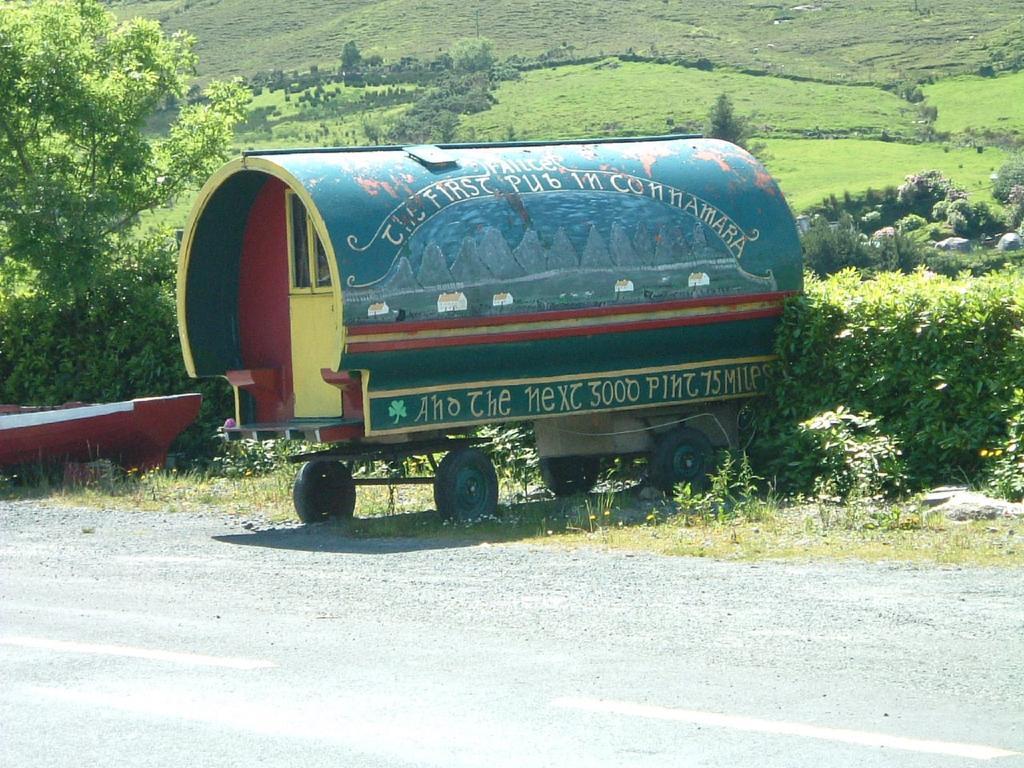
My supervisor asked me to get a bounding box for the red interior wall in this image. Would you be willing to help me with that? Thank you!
[239,176,294,422]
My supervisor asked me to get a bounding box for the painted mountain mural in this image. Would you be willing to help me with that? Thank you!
[345,193,776,324]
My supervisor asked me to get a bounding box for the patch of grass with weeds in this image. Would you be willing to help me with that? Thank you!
[547,499,1023,567]
[10,460,1022,567]
[532,453,1024,566]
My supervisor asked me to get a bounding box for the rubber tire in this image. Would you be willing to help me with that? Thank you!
[540,456,601,497]
[649,427,714,493]
[433,447,499,523]
[293,461,357,523]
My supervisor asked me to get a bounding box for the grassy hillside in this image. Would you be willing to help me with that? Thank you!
[923,71,1024,140]
[240,82,415,147]
[106,0,1023,83]
[760,139,1007,212]
[135,62,1008,230]
[460,60,920,141]
[112,0,1020,227]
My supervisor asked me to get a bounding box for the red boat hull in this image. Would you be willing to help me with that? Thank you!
[0,394,202,470]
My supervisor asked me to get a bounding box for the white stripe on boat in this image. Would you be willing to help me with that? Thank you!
[0,401,135,430]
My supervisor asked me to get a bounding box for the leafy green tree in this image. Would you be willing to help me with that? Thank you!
[802,214,928,277]
[703,94,750,148]
[896,169,962,219]
[341,40,362,70]
[1007,186,1024,230]
[386,71,494,144]
[801,215,868,277]
[449,37,495,73]
[993,155,1024,204]
[0,0,249,298]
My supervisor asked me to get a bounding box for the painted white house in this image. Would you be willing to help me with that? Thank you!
[437,291,468,312]
[688,272,710,287]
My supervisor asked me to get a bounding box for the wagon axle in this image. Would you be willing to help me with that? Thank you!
[289,421,719,525]
[289,438,499,524]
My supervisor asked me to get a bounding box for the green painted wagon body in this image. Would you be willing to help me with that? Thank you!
[177,136,801,520]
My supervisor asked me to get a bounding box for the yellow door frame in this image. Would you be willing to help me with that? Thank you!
[286,191,343,418]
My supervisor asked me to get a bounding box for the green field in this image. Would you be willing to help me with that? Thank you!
[240,82,415,148]
[761,139,1007,213]
[142,136,1006,232]
[109,0,1023,228]
[139,69,1008,231]
[461,60,918,141]
[924,71,1024,139]
[105,0,1023,83]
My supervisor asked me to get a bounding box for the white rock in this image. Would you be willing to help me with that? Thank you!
[934,237,972,252]
[924,488,1024,521]
[996,232,1022,252]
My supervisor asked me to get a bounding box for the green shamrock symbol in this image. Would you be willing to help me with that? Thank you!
[388,399,407,424]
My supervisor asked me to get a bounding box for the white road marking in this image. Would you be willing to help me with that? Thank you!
[26,686,516,765]
[552,697,1020,761]
[0,635,275,670]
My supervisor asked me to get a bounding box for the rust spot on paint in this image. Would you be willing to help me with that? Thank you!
[712,144,780,197]
[494,190,531,228]
[754,168,779,196]
[390,173,416,197]
[621,145,674,177]
[693,150,733,174]
[355,176,398,198]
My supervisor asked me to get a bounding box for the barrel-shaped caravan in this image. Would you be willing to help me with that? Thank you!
[178,135,802,521]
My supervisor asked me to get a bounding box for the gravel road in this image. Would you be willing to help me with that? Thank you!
[1,499,1022,767]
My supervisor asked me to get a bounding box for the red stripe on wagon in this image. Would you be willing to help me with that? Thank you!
[346,291,796,337]
[345,307,784,354]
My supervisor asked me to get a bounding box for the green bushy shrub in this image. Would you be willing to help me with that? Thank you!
[773,407,905,500]
[993,155,1024,204]
[478,423,539,496]
[944,199,1005,239]
[924,248,1012,278]
[860,210,882,229]
[983,389,1024,501]
[896,214,927,234]
[753,269,1024,491]
[0,244,230,461]
[802,215,928,277]
[1007,186,1024,230]
[211,439,308,477]
[802,215,866,277]
[897,170,964,219]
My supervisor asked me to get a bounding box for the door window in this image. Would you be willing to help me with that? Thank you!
[288,192,332,293]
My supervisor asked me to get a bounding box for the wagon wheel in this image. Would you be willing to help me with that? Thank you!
[293,461,357,523]
[540,456,601,497]
[649,427,713,493]
[433,447,498,523]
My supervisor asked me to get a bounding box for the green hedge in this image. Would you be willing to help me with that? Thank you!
[0,258,230,462]
[754,268,1024,491]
